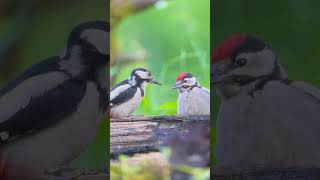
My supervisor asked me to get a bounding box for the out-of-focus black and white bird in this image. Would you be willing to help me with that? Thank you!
[0,21,109,177]
[110,68,161,118]
[212,34,320,174]
[173,72,210,115]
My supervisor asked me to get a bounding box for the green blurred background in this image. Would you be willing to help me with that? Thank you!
[0,0,107,169]
[111,0,210,116]
[212,0,320,164]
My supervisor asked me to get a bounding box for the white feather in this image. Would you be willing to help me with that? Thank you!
[111,88,143,118]
[178,87,210,115]
[110,84,131,101]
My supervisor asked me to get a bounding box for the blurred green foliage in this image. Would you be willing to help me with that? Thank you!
[212,0,320,164]
[111,148,210,180]
[111,0,210,116]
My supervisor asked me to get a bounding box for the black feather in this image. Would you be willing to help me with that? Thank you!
[0,79,86,144]
[111,80,138,106]
[0,56,65,97]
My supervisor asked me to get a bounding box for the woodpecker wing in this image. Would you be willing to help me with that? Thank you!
[0,56,62,97]
[110,80,137,107]
[0,57,87,143]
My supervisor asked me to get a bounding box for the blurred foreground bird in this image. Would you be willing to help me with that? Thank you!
[212,34,320,174]
[0,21,109,177]
[173,72,210,115]
[110,68,161,118]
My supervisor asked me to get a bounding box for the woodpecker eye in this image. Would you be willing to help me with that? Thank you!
[183,79,188,83]
[236,58,247,67]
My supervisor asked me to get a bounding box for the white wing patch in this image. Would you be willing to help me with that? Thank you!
[110,84,131,101]
[0,72,69,123]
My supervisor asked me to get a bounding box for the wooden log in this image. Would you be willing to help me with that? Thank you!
[110,115,210,158]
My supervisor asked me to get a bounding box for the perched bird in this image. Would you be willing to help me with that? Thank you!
[212,34,320,174]
[173,72,210,115]
[110,68,161,118]
[0,21,109,177]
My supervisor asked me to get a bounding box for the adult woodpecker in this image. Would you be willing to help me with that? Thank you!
[110,68,161,118]
[0,21,109,177]
[212,34,320,174]
[173,72,210,115]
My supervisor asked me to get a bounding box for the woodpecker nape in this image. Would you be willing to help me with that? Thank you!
[110,68,161,118]
[0,21,109,177]
[212,34,320,174]
[173,72,210,115]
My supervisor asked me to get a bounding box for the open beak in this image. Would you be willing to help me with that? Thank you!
[172,82,182,89]
[149,78,162,85]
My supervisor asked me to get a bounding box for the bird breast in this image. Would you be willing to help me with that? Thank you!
[178,87,210,115]
[111,87,143,118]
[215,80,320,171]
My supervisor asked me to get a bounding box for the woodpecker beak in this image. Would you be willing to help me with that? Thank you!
[149,78,162,85]
[172,82,182,89]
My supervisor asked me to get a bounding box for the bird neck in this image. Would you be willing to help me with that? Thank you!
[129,76,147,91]
[179,83,199,93]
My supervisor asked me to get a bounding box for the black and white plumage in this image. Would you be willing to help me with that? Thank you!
[173,72,210,115]
[110,68,161,118]
[0,21,109,176]
[212,34,320,174]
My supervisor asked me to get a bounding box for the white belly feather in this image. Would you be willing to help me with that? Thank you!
[178,87,210,115]
[111,88,143,118]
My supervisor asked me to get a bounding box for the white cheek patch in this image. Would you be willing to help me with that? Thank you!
[232,49,276,77]
[81,29,109,55]
[188,77,197,86]
[183,77,197,86]
[136,70,150,79]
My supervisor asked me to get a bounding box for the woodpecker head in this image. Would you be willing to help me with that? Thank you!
[60,21,109,76]
[129,68,161,87]
[211,34,286,99]
[173,72,199,93]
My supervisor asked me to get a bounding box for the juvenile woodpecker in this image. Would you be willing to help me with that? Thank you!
[212,34,320,173]
[173,72,210,115]
[0,21,109,177]
[110,68,161,118]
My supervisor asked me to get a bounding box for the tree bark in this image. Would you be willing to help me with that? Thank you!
[110,115,210,158]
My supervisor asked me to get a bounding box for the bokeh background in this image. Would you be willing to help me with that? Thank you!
[0,0,107,169]
[111,0,210,116]
[212,0,320,164]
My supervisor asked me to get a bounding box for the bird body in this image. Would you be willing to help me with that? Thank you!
[110,80,145,117]
[212,34,320,173]
[216,80,320,172]
[110,68,160,118]
[173,72,210,115]
[177,86,210,115]
[0,21,109,176]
